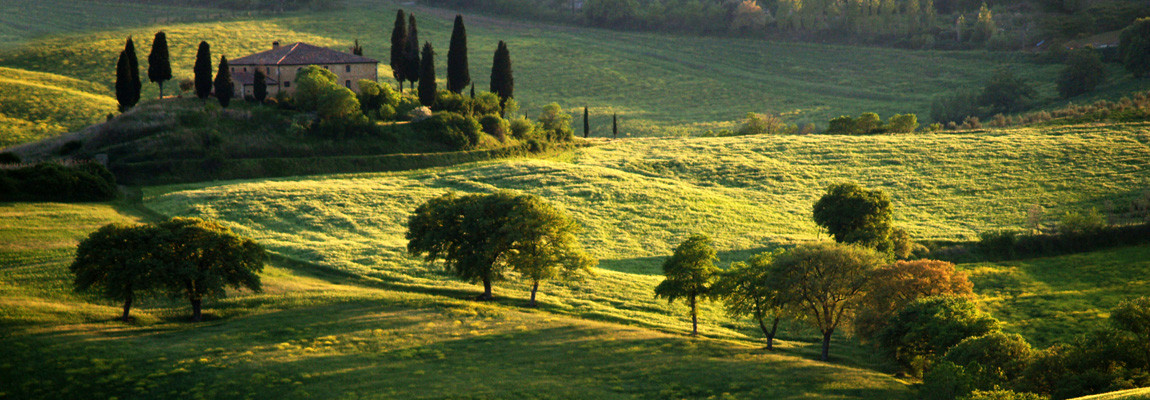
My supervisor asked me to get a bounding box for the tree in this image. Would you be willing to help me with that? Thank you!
[403,13,421,90]
[654,234,719,336]
[124,37,141,108]
[407,192,594,301]
[979,69,1037,114]
[147,31,172,98]
[194,41,213,99]
[812,182,894,251]
[447,15,471,94]
[154,218,266,322]
[253,69,268,103]
[612,113,618,138]
[213,56,233,108]
[351,39,363,56]
[390,9,408,91]
[1119,18,1150,78]
[418,42,436,107]
[943,332,1035,392]
[583,106,589,138]
[713,251,791,349]
[877,295,999,374]
[500,194,596,306]
[1057,50,1106,98]
[490,40,514,114]
[1111,296,1150,366]
[295,65,340,111]
[771,242,886,361]
[115,51,132,112]
[70,223,161,322]
[971,2,995,44]
[538,103,573,141]
[855,259,974,341]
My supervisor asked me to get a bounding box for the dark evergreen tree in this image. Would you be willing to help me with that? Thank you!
[1119,18,1150,78]
[447,15,471,93]
[253,69,268,103]
[403,14,421,90]
[124,37,141,108]
[583,107,589,138]
[147,31,172,99]
[214,56,233,108]
[418,42,437,107]
[612,113,618,138]
[352,39,363,56]
[194,41,213,99]
[469,83,475,99]
[489,41,514,113]
[115,51,132,112]
[390,10,408,91]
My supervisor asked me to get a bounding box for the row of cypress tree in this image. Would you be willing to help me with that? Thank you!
[389,12,514,110]
[115,32,236,112]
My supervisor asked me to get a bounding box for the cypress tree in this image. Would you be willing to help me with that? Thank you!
[352,39,364,56]
[418,42,437,107]
[147,31,172,99]
[390,10,407,91]
[469,83,475,99]
[583,107,589,138]
[253,69,268,103]
[612,113,618,138]
[115,51,131,112]
[124,37,141,108]
[403,14,421,90]
[489,41,513,113]
[214,56,233,108]
[447,15,470,94]
[193,41,213,99]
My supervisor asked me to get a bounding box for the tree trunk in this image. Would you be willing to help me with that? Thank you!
[690,295,698,336]
[758,316,780,350]
[528,280,539,307]
[191,298,203,322]
[821,330,833,361]
[121,293,133,322]
[476,277,494,301]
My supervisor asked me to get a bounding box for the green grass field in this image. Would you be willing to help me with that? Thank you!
[0,202,912,400]
[4,0,1149,146]
[0,67,117,146]
[139,123,1150,346]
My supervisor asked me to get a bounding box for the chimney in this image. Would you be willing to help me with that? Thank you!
[272,41,280,49]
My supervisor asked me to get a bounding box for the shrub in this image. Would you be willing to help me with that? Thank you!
[479,114,510,142]
[0,152,21,164]
[932,92,982,124]
[435,90,471,115]
[414,111,482,150]
[878,296,999,375]
[943,332,1035,390]
[1057,50,1107,98]
[0,162,118,202]
[922,361,975,400]
[1119,18,1150,78]
[1059,208,1106,236]
[958,390,1048,400]
[738,112,787,135]
[886,114,919,133]
[979,70,1037,114]
[538,103,574,141]
[509,116,538,140]
[358,80,400,119]
[471,92,502,116]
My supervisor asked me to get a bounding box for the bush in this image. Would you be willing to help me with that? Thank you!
[886,114,919,133]
[957,390,1048,400]
[738,112,788,135]
[479,114,510,142]
[943,332,1036,390]
[878,296,1000,375]
[435,90,471,115]
[1119,18,1150,78]
[538,103,574,142]
[471,92,502,116]
[0,152,21,164]
[0,162,118,202]
[1057,50,1107,98]
[932,92,982,124]
[509,116,538,140]
[414,112,482,150]
[358,80,401,119]
[1059,208,1106,236]
[979,70,1038,114]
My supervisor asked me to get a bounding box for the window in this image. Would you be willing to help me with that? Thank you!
[345,65,351,73]
[345,80,351,88]
[284,81,291,87]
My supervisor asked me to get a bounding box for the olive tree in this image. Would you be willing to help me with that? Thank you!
[655,234,719,336]
[771,242,886,361]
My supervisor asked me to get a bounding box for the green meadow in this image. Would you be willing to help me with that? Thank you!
[5,0,1149,144]
[0,67,117,146]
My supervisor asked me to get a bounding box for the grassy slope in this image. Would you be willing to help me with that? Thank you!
[143,123,1150,345]
[0,202,911,400]
[1071,388,1150,400]
[0,0,224,45]
[0,67,117,146]
[6,0,1149,145]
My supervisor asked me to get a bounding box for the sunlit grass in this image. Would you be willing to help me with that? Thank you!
[0,67,117,146]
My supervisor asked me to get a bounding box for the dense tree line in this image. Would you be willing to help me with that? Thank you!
[0,162,118,202]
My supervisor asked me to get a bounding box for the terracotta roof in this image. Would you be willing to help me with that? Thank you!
[231,71,278,86]
[230,42,377,66]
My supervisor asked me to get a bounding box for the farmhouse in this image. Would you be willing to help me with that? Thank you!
[228,41,378,98]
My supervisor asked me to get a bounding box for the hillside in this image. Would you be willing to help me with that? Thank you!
[0,67,117,146]
[142,123,1150,343]
[0,201,912,400]
[4,0,1148,147]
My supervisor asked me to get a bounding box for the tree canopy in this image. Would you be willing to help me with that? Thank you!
[712,251,790,349]
[407,191,594,301]
[855,259,974,342]
[390,9,408,90]
[213,56,233,108]
[418,42,437,107]
[489,41,513,113]
[147,31,171,98]
[877,295,999,375]
[812,182,894,250]
[1119,18,1150,78]
[403,13,421,88]
[447,15,471,94]
[70,223,163,321]
[654,234,719,335]
[193,41,213,99]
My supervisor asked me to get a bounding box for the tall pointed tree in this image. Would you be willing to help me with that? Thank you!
[147,31,172,99]
[115,51,131,112]
[447,15,471,93]
[253,69,268,103]
[612,113,618,138]
[351,39,364,56]
[193,41,213,99]
[469,83,475,99]
[390,10,408,91]
[583,107,589,138]
[489,41,514,113]
[418,42,437,107]
[213,56,233,108]
[403,14,421,90]
[124,37,141,108]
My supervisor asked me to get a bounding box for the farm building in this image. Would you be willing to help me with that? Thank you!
[228,41,378,98]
